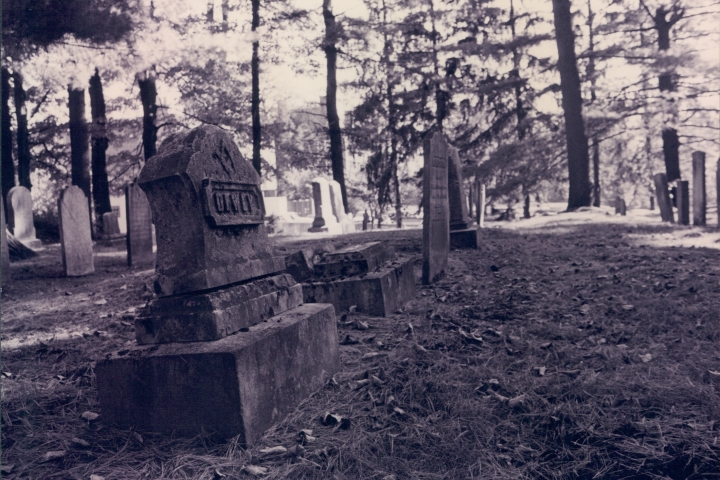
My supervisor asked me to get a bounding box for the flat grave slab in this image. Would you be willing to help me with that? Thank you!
[302,257,416,317]
[313,241,396,279]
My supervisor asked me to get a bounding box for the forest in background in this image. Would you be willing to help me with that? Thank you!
[1,0,718,234]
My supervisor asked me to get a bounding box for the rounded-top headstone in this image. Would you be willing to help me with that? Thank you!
[7,186,38,243]
[138,125,285,296]
[59,186,95,277]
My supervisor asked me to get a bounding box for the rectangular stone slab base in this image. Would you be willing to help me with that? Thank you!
[450,227,480,249]
[302,258,415,317]
[96,303,340,445]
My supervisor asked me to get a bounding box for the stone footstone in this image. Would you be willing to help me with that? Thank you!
[448,147,473,231]
[59,186,95,277]
[97,303,339,443]
[96,125,339,444]
[450,227,481,249]
[692,151,706,226]
[135,274,304,344]
[302,258,416,317]
[313,241,395,279]
[7,186,41,249]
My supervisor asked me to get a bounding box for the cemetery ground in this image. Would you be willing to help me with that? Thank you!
[1,210,719,479]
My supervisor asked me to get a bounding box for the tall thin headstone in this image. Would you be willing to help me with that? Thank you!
[329,179,354,233]
[676,181,689,225]
[653,173,674,223]
[479,184,486,228]
[447,147,472,231]
[7,186,41,248]
[422,132,449,284]
[468,183,474,219]
[309,177,340,233]
[1,197,10,281]
[96,126,339,444]
[523,195,531,218]
[59,186,95,276]
[125,182,154,268]
[692,151,706,226]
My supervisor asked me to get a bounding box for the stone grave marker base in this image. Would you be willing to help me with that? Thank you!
[96,303,340,444]
[450,227,481,249]
[95,235,126,248]
[314,242,395,279]
[135,273,304,344]
[302,258,415,317]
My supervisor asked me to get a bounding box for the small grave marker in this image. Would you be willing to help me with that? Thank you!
[7,186,40,248]
[59,186,94,276]
[692,151,706,226]
[125,182,154,268]
[677,181,689,225]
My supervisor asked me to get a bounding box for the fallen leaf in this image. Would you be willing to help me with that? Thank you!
[40,450,66,463]
[241,465,268,476]
[616,344,628,350]
[508,394,527,408]
[286,444,305,457]
[1,371,12,378]
[339,335,359,345]
[94,299,108,306]
[0,464,14,474]
[71,437,90,448]
[413,343,428,354]
[459,329,483,345]
[212,469,226,479]
[709,370,720,376]
[298,429,316,444]
[348,305,358,314]
[639,353,653,363]
[405,323,414,335]
[621,304,635,311]
[580,305,591,315]
[89,475,105,480]
[535,366,546,376]
[132,432,144,444]
[354,319,370,330]
[81,411,99,422]
[322,412,343,426]
[392,406,406,416]
[259,446,287,456]
[362,352,387,360]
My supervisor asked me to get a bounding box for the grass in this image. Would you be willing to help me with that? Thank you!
[2,217,719,479]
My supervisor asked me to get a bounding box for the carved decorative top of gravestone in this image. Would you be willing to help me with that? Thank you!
[447,147,472,231]
[138,125,285,296]
[7,186,40,247]
[422,132,450,285]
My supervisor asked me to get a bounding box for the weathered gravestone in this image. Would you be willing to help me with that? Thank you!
[96,211,125,247]
[95,126,340,444]
[523,195,531,219]
[329,180,355,233]
[478,183,486,228]
[125,182,154,268]
[422,132,449,284]
[298,241,415,317]
[614,197,627,216]
[676,181,690,225]
[468,183,474,219]
[692,151,706,226]
[7,186,41,248]
[59,186,95,276]
[447,147,480,249]
[308,177,341,234]
[653,173,674,223]
[2,198,10,282]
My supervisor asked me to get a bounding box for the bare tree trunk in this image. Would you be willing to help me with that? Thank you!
[89,68,112,233]
[13,72,31,190]
[251,0,262,175]
[651,5,683,182]
[68,87,91,201]
[552,0,591,210]
[587,0,601,207]
[322,0,348,211]
[2,67,16,215]
[138,70,158,161]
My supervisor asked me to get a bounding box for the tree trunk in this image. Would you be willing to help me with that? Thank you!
[251,0,262,175]
[68,87,91,201]
[13,72,31,190]
[587,0,600,207]
[89,68,112,233]
[653,6,682,182]
[1,67,16,215]
[138,70,158,161]
[551,0,591,210]
[322,0,348,211]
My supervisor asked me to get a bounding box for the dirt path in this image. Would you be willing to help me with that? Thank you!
[1,212,718,479]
